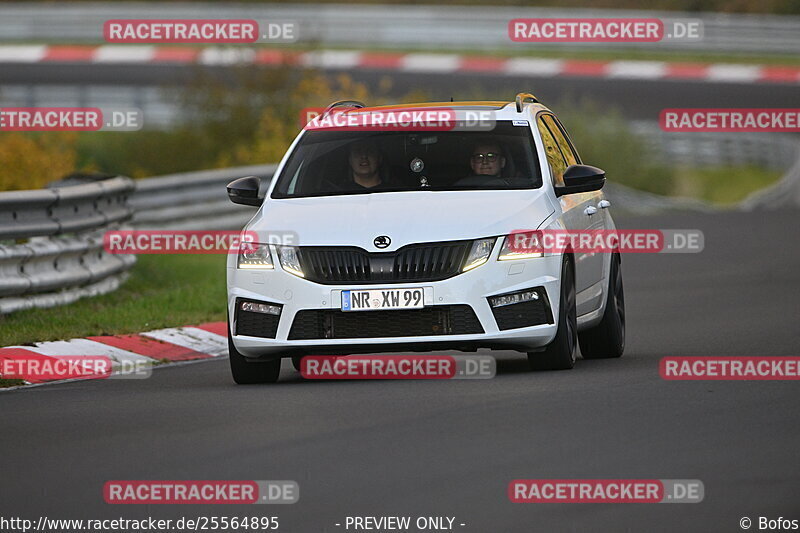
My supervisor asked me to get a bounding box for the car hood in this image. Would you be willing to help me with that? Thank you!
[248,190,554,251]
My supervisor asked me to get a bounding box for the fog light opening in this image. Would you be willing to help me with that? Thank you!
[489,290,540,308]
[240,301,282,315]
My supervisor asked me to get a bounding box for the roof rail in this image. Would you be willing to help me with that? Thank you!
[515,93,539,112]
[321,100,366,118]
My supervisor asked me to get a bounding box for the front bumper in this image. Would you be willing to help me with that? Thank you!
[227,246,563,359]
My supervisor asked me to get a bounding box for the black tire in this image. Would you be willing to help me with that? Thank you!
[579,253,625,359]
[528,258,577,371]
[228,326,281,384]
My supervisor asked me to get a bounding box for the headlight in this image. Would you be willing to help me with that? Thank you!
[498,231,543,260]
[237,242,274,269]
[463,238,496,272]
[278,246,305,278]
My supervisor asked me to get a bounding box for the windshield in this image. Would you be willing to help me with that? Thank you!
[271,121,542,199]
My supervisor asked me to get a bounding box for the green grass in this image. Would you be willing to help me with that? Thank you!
[0,254,228,347]
[672,166,782,205]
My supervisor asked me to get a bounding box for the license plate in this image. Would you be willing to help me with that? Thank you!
[341,288,424,311]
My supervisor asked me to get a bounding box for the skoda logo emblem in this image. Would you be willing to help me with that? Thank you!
[374,235,391,249]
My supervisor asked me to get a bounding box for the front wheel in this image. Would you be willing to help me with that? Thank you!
[579,253,625,359]
[228,325,281,384]
[528,258,577,371]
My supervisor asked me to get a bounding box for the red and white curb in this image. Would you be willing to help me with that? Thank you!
[0,321,227,387]
[0,45,798,84]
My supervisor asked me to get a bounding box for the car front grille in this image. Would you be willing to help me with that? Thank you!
[288,305,484,340]
[297,241,471,284]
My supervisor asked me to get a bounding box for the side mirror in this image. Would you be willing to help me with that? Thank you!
[554,165,606,197]
[227,176,263,207]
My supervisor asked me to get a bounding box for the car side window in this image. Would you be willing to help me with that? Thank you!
[286,160,304,195]
[536,116,568,187]
[542,115,579,167]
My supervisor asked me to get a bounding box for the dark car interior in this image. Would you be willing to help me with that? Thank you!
[272,122,543,198]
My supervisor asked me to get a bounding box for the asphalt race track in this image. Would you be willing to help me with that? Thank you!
[2,209,799,532]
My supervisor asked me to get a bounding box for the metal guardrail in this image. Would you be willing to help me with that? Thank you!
[0,3,798,55]
[130,164,276,230]
[740,150,800,210]
[631,123,800,171]
[0,164,271,316]
[0,177,136,314]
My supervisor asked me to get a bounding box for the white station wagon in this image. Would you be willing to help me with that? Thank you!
[225,94,625,384]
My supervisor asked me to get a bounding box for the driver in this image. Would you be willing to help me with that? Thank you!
[346,139,384,189]
[469,141,506,178]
